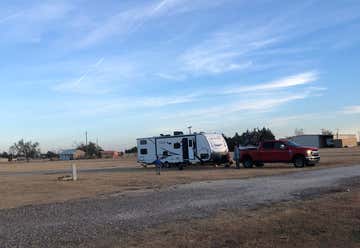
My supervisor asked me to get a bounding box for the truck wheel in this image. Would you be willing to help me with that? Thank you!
[243,158,254,168]
[178,164,184,170]
[294,156,306,168]
[255,162,264,168]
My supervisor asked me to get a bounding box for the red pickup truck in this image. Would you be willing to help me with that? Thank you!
[240,140,320,168]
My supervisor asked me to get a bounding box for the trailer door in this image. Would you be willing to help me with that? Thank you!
[188,139,195,160]
[182,138,189,160]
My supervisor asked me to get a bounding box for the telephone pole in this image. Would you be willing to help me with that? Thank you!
[85,131,88,146]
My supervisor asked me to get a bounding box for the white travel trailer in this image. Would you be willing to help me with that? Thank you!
[137,132,230,168]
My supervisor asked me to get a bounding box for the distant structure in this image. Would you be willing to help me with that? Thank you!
[333,134,358,148]
[290,134,334,148]
[59,149,86,161]
[100,151,120,160]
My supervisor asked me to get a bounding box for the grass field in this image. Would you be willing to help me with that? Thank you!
[0,147,359,210]
[123,185,360,248]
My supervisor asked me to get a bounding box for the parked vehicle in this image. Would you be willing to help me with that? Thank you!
[137,131,230,169]
[240,140,320,168]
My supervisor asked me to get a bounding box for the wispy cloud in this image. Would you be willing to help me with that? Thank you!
[52,58,136,94]
[180,30,279,74]
[78,0,226,48]
[53,57,105,93]
[224,71,318,94]
[160,90,314,120]
[0,2,74,43]
[342,105,360,114]
[156,73,187,81]
[0,11,24,24]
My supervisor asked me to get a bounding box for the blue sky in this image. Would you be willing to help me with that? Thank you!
[0,0,359,152]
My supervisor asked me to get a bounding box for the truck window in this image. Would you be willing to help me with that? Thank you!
[262,142,274,150]
[274,142,285,150]
[140,149,148,155]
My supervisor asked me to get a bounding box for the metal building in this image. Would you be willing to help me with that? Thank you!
[59,149,86,160]
[290,135,334,148]
[334,134,358,148]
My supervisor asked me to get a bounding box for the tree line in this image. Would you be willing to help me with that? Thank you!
[0,127,277,159]
[0,139,107,162]
[223,127,275,151]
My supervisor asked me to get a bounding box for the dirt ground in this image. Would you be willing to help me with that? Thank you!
[123,185,360,248]
[0,147,359,209]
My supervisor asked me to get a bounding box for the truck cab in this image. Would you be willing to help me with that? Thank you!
[240,140,320,168]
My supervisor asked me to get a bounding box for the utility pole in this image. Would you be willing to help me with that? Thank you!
[85,131,88,146]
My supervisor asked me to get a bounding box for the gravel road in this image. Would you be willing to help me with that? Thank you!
[1,165,360,247]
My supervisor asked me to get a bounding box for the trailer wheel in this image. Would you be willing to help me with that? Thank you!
[178,164,184,170]
[294,156,306,168]
[243,157,254,168]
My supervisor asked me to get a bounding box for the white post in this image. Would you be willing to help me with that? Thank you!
[72,163,78,181]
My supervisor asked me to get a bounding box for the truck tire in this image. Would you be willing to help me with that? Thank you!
[243,157,254,168]
[293,156,306,168]
[255,162,264,168]
[178,164,184,170]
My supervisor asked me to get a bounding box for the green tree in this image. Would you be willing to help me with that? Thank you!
[9,139,40,162]
[0,152,8,158]
[125,146,138,154]
[46,151,58,159]
[77,142,103,158]
[224,127,276,149]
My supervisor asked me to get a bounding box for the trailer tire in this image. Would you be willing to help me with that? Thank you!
[294,156,306,168]
[164,162,171,168]
[243,157,254,168]
[178,164,184,170]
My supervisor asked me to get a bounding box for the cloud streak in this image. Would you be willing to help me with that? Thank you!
[224,71,318,94]
[180,30,279,75]
[342,105,360,114]
[78,0,226,48]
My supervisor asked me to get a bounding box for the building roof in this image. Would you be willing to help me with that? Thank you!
[60,149,80,155]
[291,134,334,138]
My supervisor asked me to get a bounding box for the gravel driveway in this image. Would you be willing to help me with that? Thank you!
[1,165,360,247]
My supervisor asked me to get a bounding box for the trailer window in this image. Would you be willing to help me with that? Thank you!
[163,151,169,156]
[189,140,193,147]
[174,143,181,149]
[140,149,148,155]
[140,140,147,145]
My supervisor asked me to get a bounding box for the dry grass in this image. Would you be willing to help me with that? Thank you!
[0,147,359,209]
[122,187,360,248]
[0,154,136,173]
